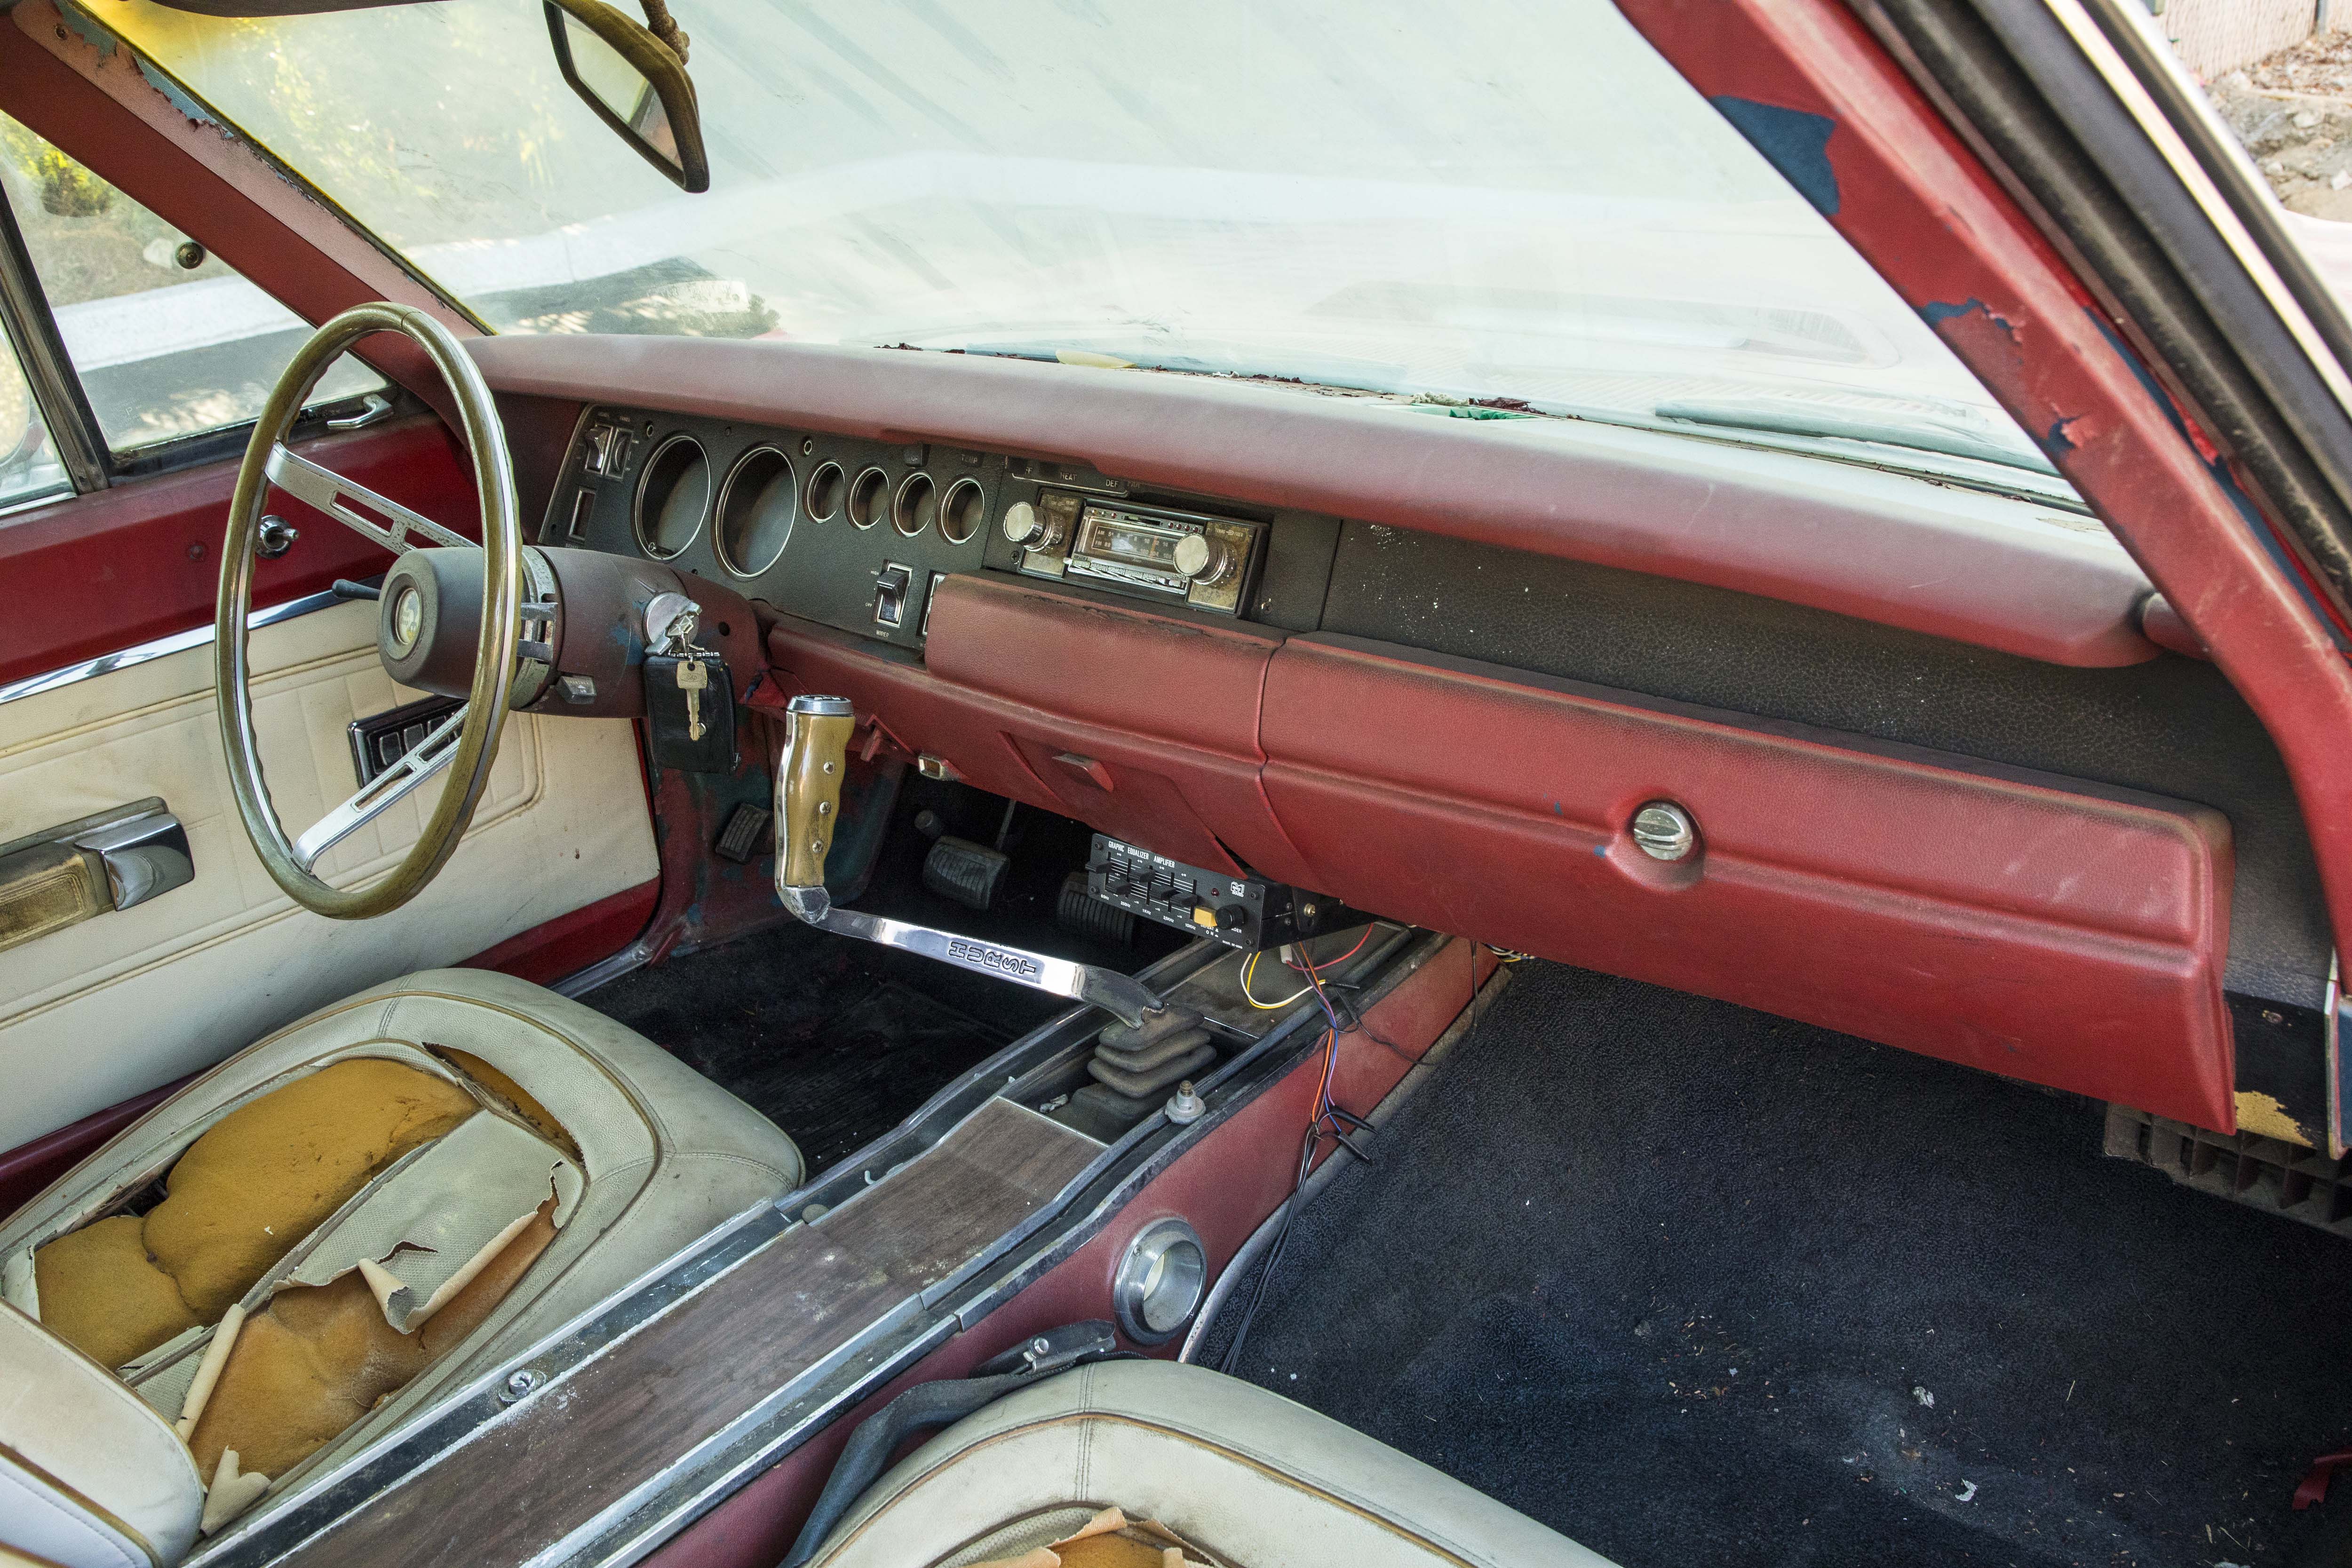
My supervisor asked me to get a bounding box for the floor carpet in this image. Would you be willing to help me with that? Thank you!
[1213,962,2352,1568]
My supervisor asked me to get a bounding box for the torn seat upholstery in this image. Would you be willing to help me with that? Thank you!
[0,968,803,1566]
[801,1359,1621,1568]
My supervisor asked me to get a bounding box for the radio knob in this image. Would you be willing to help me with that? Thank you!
[1002,500,1066,550]
[1173,533,1232,584]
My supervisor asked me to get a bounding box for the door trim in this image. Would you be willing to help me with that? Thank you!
[0,587,347,708]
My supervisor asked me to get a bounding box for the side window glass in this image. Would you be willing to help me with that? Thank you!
[0,331,69,514]
[0,114,382,460]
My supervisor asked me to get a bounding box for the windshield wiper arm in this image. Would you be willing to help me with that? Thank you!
[1655,399,2060,478]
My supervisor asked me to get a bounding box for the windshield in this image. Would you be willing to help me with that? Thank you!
[102,0,2072,496]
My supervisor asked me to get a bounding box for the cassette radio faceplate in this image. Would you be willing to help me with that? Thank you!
[1006,492,1263,616]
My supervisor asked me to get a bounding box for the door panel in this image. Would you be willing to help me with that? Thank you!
[0,414,474,689]
[0,597,658,1149]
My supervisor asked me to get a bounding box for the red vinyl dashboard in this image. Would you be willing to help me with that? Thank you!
[462,336,2300,1139]
[774,574,2236,1130]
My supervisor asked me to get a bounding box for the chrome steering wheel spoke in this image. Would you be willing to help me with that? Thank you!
[290,703,469,872]
[263,442,471,555]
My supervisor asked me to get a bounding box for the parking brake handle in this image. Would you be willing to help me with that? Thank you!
[775,694,1171,1028]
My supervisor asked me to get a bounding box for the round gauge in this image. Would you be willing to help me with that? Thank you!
[714,446,796,577]
[634,435,711,560]
[893,471,937,537]
[804,461,845,522]
[846,466,890,530]
[938,477,985,544]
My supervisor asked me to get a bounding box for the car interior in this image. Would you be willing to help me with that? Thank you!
[7,1,2352,1567]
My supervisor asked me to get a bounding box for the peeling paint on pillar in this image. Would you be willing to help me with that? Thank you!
[59,0,219,129]
[1919,299,2041,442]
[1918,298,2020,339]
[2076,310,2352,644]
[1916,294,2348,641]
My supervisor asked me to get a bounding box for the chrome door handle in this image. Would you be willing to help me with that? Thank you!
[0,799,194,956]
[326,392,394,432]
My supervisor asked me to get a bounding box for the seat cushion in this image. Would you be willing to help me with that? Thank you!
[0,1302,202,1568]
[810,1359,1617,1568]
[183,1197,556,1480]
[0,968,802,1558]
[32,1059,479,1368]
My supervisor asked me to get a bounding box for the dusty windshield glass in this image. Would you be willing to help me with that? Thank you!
[105,0,2066,492]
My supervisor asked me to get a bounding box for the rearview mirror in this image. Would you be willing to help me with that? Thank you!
[544,0,709,193]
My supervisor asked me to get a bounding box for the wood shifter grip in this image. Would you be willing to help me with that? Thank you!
[779,695,855,890]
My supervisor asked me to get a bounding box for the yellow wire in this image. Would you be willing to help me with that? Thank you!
[1241,948,1313,1009]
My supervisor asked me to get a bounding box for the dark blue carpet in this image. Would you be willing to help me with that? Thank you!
[1217,963,2352,1568]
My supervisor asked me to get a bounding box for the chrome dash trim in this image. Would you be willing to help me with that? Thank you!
[0,588,352,708]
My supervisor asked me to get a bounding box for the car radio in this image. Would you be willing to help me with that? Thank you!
[1005,493,1263,616]
[1083,835,1370,951]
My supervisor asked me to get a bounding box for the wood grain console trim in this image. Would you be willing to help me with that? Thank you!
[267,1098,1102,1568]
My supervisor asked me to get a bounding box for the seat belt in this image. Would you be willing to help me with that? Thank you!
[778,1320,1130,1568]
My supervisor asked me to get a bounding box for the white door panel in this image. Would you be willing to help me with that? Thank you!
[0,599,659,1149]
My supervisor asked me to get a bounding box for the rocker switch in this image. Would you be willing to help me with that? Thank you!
[874,563,913,629]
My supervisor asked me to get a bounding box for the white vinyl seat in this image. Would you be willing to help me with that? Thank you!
[806,1358,1621,1568]
[0,968,802,1566]
[0,1300,202,1568]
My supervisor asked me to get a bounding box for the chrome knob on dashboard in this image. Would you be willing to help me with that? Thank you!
[1173,533,1232,584]
[1002,501,1045,546]
[1004,495,1077,554]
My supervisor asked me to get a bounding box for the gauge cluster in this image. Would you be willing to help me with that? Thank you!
[544,406,1335,648]
[548,407,1001,650]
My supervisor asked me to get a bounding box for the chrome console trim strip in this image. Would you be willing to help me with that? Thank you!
[0,588,351,708]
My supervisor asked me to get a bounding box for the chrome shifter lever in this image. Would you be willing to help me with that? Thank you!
[774,693,1170,1028]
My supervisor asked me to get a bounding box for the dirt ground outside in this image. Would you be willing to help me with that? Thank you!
[2210,30,2352,220]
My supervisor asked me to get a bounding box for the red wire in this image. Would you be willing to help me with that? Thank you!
[1283,924,1374,974]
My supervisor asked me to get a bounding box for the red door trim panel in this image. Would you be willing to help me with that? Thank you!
[1261,635,2235,1129]
[0,415,476,689]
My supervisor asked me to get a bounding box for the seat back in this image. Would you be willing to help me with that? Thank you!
[811,1359,1615,1568]
[0,1301,202,1568]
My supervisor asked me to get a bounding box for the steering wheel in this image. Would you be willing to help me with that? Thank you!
[216,302,521,920]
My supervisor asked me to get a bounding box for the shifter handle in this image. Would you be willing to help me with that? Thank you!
[779,694,855,891]
[771,693,1170,1027]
